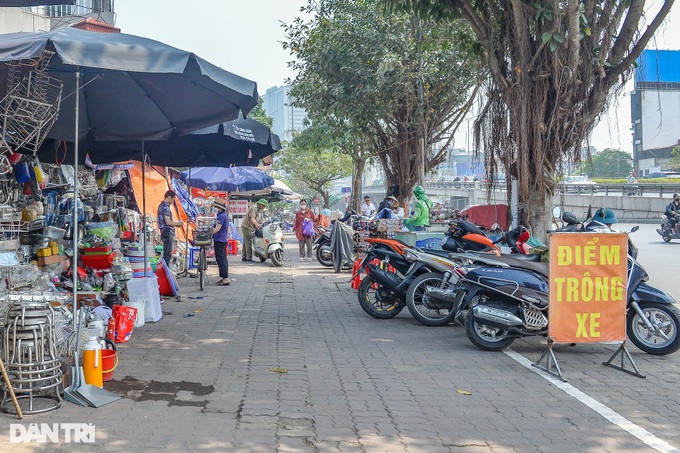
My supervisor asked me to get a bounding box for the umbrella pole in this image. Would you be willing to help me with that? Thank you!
[142,143,147,275]
[179,168,192,277]
[72,69,80,338]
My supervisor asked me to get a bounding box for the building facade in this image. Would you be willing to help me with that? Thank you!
[0,1,115,34]
[631,49,680,176]
[261,85,307,143]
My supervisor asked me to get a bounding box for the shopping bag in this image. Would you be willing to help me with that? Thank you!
[107,305,137,343]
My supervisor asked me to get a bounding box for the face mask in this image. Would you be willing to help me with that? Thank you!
[300,205,307,209]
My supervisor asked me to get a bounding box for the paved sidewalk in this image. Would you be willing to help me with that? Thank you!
[1,246,679,452]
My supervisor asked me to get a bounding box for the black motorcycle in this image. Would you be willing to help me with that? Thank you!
[454,225,680,355]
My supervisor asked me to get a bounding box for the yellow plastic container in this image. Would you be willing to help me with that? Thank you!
[82,337,103,388]
[37,247,52,257]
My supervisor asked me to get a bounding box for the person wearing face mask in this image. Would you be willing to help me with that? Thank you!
[211,198,230,286]
[293,199,316,262]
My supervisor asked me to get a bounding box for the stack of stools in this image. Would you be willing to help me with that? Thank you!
[1,301,63,414]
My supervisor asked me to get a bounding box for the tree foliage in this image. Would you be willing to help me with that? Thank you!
[386,0,674,231]
[247,98,273,129]
[276,122,352,208]
[668,146,680,171]
[581,148,633,178]
[283,0,482,204]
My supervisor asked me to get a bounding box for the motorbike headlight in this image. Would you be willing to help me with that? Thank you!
[269,224,277,234]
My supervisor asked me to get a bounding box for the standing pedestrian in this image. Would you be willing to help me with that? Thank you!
[157,190,183,267]
[404,185,432,231]
[361,196,376,217]
[241,199,268,262]
[212,198,230,286]
[293,199,316,262]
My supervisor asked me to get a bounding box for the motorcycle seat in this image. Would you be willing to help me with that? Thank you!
[489,255,549,277]
[421,249,453,258]
[254,228,263,238]
[502,253,541,262]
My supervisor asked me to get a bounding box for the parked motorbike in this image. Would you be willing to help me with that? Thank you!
[253,221,285,267]
[313,226,332,266]
[354,219,498,319]
[355,238,416,319]
[314,208,361,267]
[411,226,539,327]
[657,214,680,242]
[455,225,680,355]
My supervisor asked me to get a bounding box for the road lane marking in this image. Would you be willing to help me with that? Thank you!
[504,349,680,453]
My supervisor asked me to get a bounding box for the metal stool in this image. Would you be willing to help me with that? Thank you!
[1,301,62,415]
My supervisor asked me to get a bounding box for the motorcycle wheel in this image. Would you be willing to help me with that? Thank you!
[663,232,672,242]
[627,303,680,355]
[357,273,404,319]
[405,273,457,326]
[271,249,284,267]
[258,256,267,262]
[465,308,515,351]
[316,243,333,267]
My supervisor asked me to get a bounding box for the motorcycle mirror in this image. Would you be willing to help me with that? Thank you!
[552,206,561,218]
[631,225,639,233]
[585,205,592,221]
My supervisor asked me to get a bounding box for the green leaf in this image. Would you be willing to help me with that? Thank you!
[541,32,552,44]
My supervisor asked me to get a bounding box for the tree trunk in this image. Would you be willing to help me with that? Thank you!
[527,190,551,244]
[351,157,366,212]
[322,191,331,210]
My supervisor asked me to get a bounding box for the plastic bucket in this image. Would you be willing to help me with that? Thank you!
[155,259,175,296]
[101,350,118,382]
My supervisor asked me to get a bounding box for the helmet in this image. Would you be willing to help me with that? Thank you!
[592,208,618,225]
[674,193,679,200]
[414,185,425,196]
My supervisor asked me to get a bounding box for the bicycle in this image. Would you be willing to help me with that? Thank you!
[192,217,214,290]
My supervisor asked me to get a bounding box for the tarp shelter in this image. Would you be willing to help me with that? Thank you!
[460,204,509,231]
[127,162,188,242]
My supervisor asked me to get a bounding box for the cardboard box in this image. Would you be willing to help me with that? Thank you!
[38,255,60,266]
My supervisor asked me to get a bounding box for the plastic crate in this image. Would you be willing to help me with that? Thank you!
[415,237,444,250]
[81,253,114,269]
[84,244,113,255]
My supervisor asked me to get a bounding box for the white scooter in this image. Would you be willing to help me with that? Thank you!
[253,221,285,266]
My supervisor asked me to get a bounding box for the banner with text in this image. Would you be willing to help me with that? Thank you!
[548,233,628,343]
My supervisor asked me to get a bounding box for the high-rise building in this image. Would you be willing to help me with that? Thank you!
[631,49,680,175]
[261,85,307,143]
[12,0,114,31]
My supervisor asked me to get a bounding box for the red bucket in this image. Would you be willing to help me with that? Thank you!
[155,260,173,296]
[101,349,118,382]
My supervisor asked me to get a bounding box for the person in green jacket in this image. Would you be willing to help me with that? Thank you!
[405,185,432,231]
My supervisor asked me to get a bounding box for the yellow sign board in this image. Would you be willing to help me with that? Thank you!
[548,233,628,343]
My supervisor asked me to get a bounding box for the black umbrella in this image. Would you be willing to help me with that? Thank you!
[0,27,259,372]
[23,115,282,167]
[0,27,258,143]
